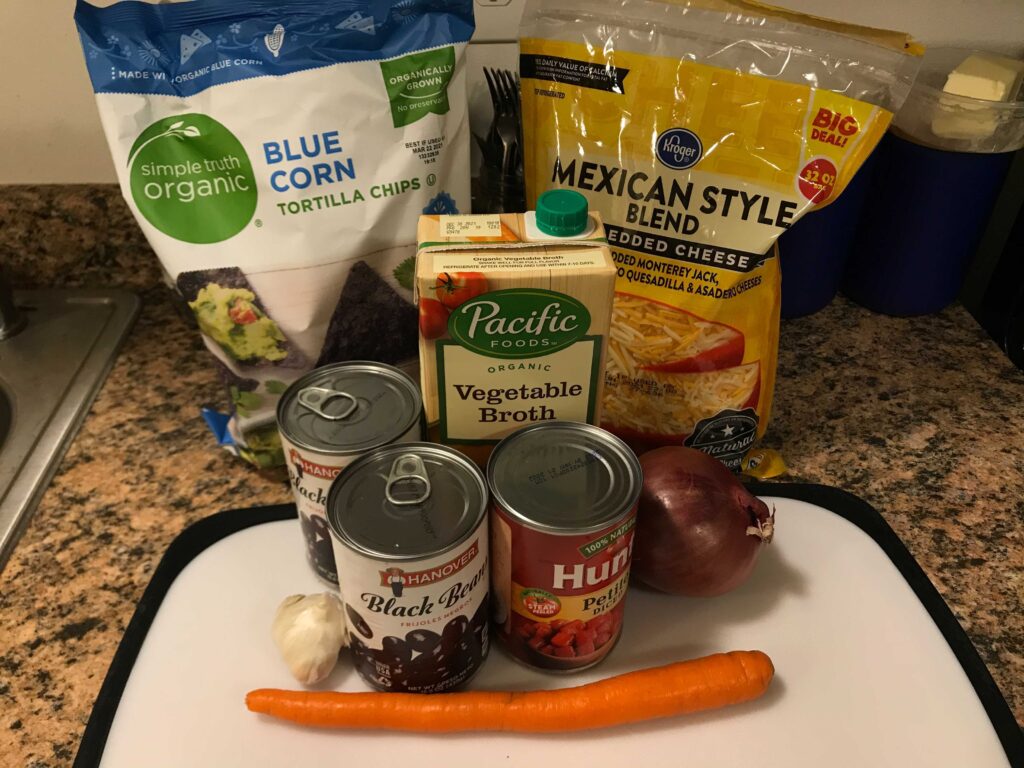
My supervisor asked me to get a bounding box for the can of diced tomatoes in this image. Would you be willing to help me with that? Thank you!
[277,362,423,585]
[327,443,489,693]
[487,421,643,672]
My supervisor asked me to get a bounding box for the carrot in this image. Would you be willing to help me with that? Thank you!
[245,650,773,733]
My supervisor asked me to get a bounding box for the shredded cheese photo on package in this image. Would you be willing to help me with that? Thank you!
[521,0,922,469]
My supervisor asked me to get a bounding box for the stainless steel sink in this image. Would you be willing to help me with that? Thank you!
[0,289,140,571]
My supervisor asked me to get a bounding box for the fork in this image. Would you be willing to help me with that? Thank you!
[483,67,524,212]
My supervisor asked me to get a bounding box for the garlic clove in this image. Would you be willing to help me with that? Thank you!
[271,593,348,685]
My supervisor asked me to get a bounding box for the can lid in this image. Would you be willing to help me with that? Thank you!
[535,189,589,237]
[277,362,421,455]
[487,422,643,532]
[328,443,487,559]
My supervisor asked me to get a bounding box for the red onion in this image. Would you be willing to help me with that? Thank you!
[631,447,774,597]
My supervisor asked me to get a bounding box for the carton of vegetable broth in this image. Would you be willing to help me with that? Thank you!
[415,194,616,465]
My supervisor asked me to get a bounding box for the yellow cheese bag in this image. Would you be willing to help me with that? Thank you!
[521,0,921,469]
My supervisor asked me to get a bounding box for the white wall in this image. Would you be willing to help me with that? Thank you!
[3,0,1023,184]
[2,1,119,183]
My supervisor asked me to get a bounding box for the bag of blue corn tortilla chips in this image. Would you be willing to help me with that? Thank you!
[74,0,472,467]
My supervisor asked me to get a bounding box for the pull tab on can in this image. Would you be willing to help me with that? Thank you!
[297,386,358,421]
[385,454,432,506]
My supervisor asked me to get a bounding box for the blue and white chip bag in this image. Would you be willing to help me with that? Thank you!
[75,0,474,467]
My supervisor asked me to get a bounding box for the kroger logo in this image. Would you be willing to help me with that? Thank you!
[656,128,703,170]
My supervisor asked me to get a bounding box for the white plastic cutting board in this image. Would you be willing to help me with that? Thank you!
[96,497,1011,767]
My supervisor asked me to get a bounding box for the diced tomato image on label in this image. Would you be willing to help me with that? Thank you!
[798,158,838,204]
[514,605,626,669]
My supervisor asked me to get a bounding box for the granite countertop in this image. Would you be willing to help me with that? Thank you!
[1,186,1021,767]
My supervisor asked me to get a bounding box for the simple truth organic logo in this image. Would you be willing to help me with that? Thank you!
[128,113,257,244]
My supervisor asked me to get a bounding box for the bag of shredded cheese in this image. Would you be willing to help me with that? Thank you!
[521,0,921,469]
[75,0,473,467]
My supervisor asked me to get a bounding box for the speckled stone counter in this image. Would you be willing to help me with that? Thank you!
[1,186,1021,767]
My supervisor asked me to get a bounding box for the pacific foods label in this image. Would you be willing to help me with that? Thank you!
[437,289,602,443]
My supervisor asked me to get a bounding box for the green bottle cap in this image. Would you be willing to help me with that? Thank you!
[535,189,589,237]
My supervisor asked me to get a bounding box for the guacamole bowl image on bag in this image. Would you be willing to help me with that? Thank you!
[74,0,474,468]
[520,0,922,469]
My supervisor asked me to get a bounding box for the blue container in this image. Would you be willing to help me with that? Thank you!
[779,150,876,318]
[842,133,1013,316]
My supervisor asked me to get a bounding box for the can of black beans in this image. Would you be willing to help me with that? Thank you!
[277,362,423,585]
[487,421,643,672]
[327,443,489,693]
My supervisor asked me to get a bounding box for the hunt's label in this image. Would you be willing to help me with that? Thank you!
[490,500,636,671]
